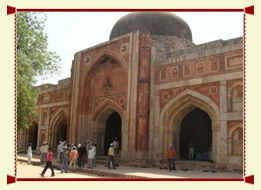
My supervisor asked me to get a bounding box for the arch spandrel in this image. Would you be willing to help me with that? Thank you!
[82,49,128,90]
[158,89,220,160]
[160,89,220,131]
[92,99,124,121]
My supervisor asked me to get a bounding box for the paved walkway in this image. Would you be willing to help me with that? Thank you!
[17,153,243,179]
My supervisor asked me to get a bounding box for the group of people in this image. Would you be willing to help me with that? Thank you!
[58,139,98,173]
[24,135,118,177]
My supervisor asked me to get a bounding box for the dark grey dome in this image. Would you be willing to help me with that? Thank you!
[109,12,193,42]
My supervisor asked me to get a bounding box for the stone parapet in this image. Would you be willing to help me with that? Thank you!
[154,37,243,66]
[34,77,70,93]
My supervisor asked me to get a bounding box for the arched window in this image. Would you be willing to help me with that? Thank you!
[231,85,243,112]
[43,112,47,126]
[172,68,178,78]
[196,63,204,74]
[232,128,243,155]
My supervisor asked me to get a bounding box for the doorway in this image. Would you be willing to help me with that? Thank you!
[104,111,122,155]
[179,107,212,160]
[28,121,38,150]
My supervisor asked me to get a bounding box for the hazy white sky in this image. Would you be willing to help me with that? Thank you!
[36,12,243,85]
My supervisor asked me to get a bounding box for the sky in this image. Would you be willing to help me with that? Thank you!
[36,12,243,85]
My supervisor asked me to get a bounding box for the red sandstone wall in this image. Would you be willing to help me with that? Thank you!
[77,37,130,116]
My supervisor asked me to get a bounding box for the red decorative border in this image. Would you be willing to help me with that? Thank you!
[243,13,246,178]
[14,12,17,179]
[7,5,254,185]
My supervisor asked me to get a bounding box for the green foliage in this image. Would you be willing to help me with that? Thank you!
[17,12,61,131]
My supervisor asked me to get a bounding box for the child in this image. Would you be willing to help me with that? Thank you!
[39,147,55,177]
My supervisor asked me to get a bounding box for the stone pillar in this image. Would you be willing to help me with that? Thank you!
[136,30,151,152]
[70,54,82,143]
[218,80,228,163]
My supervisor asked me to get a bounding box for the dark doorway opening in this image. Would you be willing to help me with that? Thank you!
[179,107,212,160]
[55,118,67,152]
[56,119,67,145]
[104,111,121,155]
[28,122,38,150]
[32,125,38,150]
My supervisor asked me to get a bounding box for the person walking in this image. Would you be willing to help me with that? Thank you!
[113,138,119,157]
[39,147,55,177]
[166,145,177,171]
[87,146,94,169]
[61,146,69,173]
[27,143,32,165]
[108,143,116,169]
[69,146,78,173]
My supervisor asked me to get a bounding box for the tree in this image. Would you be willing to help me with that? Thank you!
[17,12,61,131]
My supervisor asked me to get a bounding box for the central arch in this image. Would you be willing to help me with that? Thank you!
[94,102,123,156]
[104,111,122,155]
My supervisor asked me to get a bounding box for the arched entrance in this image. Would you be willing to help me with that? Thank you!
[50,109,68,152]
[159,89,220,162]
[55,118,67,145]
[104,111,122,155]
[28,121,38,150]
[179,107,212,160]
[94,103,123,156]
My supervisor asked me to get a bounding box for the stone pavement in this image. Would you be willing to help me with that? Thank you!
[17,153,243,179]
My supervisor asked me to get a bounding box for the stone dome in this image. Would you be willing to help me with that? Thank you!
[109,12,193,42]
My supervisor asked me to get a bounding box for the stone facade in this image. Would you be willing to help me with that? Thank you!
[18,14,243,171]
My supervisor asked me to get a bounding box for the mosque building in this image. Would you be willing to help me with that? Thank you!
[18,12,243,171]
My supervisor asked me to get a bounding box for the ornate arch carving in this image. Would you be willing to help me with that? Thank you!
[83,49,128,90]
[92,99,124,121]
[158,89,220,160]
[228,124,243,155]
[227,82,243,112]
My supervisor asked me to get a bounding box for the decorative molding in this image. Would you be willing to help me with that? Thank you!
[120,42,129,56]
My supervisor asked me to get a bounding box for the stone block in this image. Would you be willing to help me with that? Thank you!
[219,143,228,155]
[225,72,240,80]
[220,113,227,121]
[190,78,202,85]
[229,155,242,165]
[227,112,241,120]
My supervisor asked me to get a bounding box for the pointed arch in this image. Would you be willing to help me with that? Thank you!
[160,89,220,129]
[227,82,243,112]
[49,108,68,150]
[86,49,127,76]
[228,124,243,155]
[83,49,128,91]
[158,89,220,161]
[92,99,124,121]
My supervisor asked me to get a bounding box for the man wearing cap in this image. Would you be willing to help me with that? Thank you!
[77,144,87,168]
[166,145,177,171]
[61,146,69,173]
[87,146,94,169]
[108,143,116,169]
